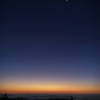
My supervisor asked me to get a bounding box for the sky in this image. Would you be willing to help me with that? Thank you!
[0,0,100,94]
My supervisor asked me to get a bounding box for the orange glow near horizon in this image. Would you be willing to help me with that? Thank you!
[0,80,100,94]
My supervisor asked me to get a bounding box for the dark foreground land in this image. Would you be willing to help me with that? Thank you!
[0,94,74,100]
[0,94,100,100]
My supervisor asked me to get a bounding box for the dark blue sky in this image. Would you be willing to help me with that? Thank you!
[0,0,100,93]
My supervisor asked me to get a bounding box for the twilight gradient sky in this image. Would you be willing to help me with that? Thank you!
[0,0,100,94]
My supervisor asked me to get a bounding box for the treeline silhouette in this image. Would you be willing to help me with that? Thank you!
[0,94,74,100]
